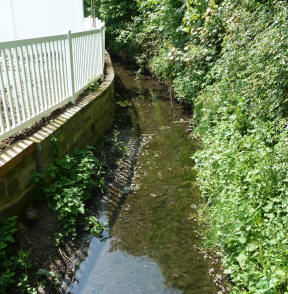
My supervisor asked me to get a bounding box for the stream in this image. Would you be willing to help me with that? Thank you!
[65,64,226,294]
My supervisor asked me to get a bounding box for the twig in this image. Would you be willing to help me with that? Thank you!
[58,248,75,271]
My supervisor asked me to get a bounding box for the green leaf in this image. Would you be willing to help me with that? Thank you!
[79,206,85,214]
[246,243,258,252]
[238,236,246,244]
[236,252,247,267]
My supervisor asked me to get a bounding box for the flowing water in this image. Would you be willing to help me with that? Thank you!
[66,64,225,294]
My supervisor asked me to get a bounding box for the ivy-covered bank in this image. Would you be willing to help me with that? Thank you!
[90,0,288,293]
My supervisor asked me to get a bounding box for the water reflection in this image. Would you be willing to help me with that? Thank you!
[69,214,182,294]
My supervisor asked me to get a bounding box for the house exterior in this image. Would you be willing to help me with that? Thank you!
[0,0,84,42]
[0,0,105,142]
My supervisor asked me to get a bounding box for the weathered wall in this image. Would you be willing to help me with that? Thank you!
[0,53,115,217]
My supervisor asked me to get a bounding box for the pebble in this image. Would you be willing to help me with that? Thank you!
[134,184,142,191]
[159,126,171,131]
[123,186,131,194]
[173,119,185,124]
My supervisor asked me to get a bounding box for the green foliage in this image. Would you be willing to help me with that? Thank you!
[102,0,288,292]
[0,217,34,294]
[0,141,107,292]
[87,78,100,93]
[110,130,126,153]
[91,0,138,56]
[116,100,132,108]
[41,140,105,245]
[83,0,91,17]
[85,216,106,236]
[193,1,288,293]
[102,130,126,154]
[17,275,37,294]
[105,0,224,103]
[36,269,62,287]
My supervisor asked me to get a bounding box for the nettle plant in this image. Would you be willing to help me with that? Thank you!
[35,139,106,245]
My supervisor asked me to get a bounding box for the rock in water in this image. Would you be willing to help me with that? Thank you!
[25,206,38,224]
[159,126,171,131]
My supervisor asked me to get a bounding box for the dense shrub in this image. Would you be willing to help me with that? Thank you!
[194,1,288,292]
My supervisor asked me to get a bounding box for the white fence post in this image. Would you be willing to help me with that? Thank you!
[67,30,75,104]
[101,26,105,75]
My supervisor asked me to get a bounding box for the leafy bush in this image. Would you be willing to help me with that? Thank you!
[38,143,105,245]
[193,1,288,292]
[90,0,138,57]
[0,217,35,294]
[85,216,106,236]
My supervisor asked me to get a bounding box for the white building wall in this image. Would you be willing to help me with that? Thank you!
[0,1,15,41]
[0,0,84,42]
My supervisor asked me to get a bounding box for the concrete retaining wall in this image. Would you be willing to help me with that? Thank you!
[0,53,115,217]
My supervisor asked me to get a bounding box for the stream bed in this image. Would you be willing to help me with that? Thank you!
[66,64,226,294]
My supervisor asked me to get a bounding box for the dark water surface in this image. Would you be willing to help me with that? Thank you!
[68,64,222,294]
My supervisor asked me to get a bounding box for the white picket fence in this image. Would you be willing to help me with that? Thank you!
[0,24,105,142]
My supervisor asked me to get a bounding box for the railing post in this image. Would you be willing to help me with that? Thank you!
[67,30,76,104]
[101,25,105,75]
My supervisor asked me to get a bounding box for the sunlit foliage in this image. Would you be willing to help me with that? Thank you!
[95,0,288,292]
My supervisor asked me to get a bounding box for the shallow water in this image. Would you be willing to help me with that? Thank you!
[67,64,222,294]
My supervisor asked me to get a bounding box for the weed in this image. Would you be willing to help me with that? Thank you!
[87,78,100,93]
[116,100,132,108]
[110,130,127,154]
[0,217,34,294]
[36,269,62,287]
[34,139,106,245]
[17,275,37,294]
[85,216,107,236]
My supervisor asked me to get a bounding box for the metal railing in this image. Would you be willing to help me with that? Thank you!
[0,24,105,142]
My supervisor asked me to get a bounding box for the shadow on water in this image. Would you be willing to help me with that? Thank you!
[65,63,227,294]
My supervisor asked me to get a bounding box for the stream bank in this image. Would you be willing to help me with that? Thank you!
[10,61,228,294]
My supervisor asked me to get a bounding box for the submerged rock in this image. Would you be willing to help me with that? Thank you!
[159,126,171,131]
[134,184,142,191]
[25,206,38,224]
